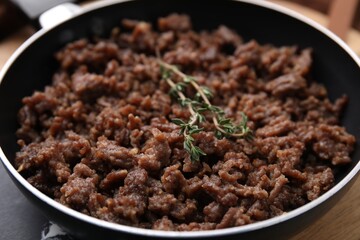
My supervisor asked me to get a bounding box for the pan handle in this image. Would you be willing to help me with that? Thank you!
[38,3,82,29]
[0,0,82,39]
[7,0,82,30]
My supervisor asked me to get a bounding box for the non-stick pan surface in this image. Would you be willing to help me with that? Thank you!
[0,0,359,239]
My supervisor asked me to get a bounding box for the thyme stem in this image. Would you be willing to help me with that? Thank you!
[158,59,252,161]
[163,76,196,116]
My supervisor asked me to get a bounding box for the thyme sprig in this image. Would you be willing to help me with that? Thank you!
[158,59,252,161]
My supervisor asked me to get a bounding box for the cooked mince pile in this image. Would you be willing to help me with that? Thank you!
[15,14,355,231]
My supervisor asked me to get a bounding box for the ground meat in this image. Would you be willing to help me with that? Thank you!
[216,207,251,229]
[265,73,307,97]
[60,163,99,211]
[158,14,192,32]
[15,14,355,231]
[203,202,226,222]
[312,124,355,165]
[153,216,175,230]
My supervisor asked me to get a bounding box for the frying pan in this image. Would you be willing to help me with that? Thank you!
[0,0,359,239]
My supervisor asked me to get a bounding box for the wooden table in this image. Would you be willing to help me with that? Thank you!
[0,1,359,240]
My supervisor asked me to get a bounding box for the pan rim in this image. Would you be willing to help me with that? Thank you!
[0,0,359,238]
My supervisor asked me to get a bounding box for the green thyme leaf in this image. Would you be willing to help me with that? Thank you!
[158,59,252,161]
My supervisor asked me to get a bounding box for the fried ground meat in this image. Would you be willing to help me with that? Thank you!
[15,13,355,231]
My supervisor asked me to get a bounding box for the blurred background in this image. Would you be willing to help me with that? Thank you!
[1,0,360,69]
[290,0,360,31]
[0,0,359,40]
[289,0,360,38]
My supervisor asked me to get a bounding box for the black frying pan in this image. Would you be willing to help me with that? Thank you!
[0,0,359,239]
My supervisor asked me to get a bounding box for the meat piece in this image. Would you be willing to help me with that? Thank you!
[313,124,355,165]
[216,207,251,229]
[120,21,157,51]
[303,167,334,200]
[170,199,197,221]
[215,25,242,46]
[176,222,216,231]
[22,91,58,114]
[256,115,295,137]
[72,72,117,100]
[94,136,135,169]
[260,46,296,76]
[15,134,90,183]
[265,73,307,97]
[55,39,119,70]
[203,201,226,222]
[61,131,91,162]
[158,14,192,32]
[152,216,175,230]
[202,175,239,207]
[161,164,187,194]
[59,163,99,210]
[137,128,171,171]
[246,200,269,221]
[107,168,149,223]
[215,152,252,183]
[148,192,177,215]
[100,169,128,190]
[292,48,312,76]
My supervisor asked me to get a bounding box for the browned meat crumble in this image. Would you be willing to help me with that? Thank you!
[15,14,355,231]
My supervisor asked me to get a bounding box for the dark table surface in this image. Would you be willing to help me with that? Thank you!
[0,163,49,240]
